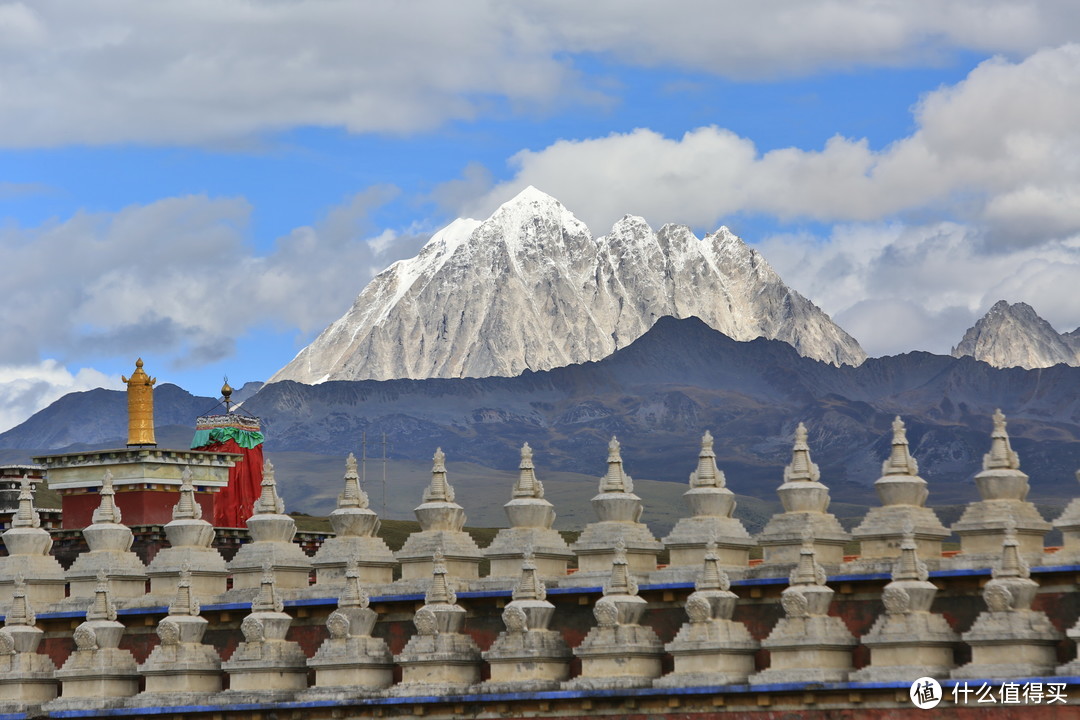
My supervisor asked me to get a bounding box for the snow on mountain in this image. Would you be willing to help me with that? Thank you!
[951,300,1080,369]
[269,187,866,384]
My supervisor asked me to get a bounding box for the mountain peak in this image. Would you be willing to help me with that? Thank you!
[492,185,568,221]
[951,300,1080,369]
[269,193,865,385]
[505,184,558,204]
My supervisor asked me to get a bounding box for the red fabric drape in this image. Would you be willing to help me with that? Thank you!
[199,439,263,528]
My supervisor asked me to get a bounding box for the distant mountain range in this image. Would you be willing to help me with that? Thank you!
[270,187,866,385]
[5,318,1079,533]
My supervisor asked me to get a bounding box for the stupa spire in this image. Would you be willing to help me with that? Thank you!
[425,547,457,605]
[984,409,1021,471]
[789,529,827,587]
[602,537,638,597]
[252,562,285,613]
[87,570,117,622]
[252,460,285,515]
[512,442,545,499]
[339,561,370,609]
[91,470,122,525]
[422,448,456,503]
[337,453,369,509]
[992,517,1030,580]
[7,576,35,627]
[599,436,633,493]
[11,474,40,529]
[172,467,202,520]
[168,563,201,617]
[783,423,821,483]
[882,416,919,476]
[892,520,929,582]
[511,544,547,602]
[690,431,726,488]
[695,539,731,592]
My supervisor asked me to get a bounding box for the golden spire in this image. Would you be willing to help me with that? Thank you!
[121,358,156,447]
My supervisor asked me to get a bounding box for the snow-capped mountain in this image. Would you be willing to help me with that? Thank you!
[269,187,866,384]
[951,300,1080,369]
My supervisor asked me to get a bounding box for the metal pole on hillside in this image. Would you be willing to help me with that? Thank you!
[361,431,367,489]
[381,433,388,517]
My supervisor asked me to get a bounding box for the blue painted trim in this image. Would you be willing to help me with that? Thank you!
[547,585,602,595]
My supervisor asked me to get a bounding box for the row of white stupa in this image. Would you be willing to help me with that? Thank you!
[0,409,1078,708]
[1,512,1078,710]
[2,409,1079,616]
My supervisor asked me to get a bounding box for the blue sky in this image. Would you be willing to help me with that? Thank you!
[3,1,1080,431]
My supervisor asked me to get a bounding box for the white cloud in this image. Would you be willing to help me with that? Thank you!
[456,44,1080,245]
[0,361,120,433]
[757,222,1080,356]
[0,187,429,370]
[4,2,1080,147]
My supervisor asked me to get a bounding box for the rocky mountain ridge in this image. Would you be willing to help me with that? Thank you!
[270,187,866,384]
[7,318,1080,523]
[951,300,1080,369]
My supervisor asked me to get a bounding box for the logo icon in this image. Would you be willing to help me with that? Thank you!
[910,677,942,709]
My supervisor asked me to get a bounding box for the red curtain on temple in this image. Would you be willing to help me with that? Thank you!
[191,418,265,528]
[201,439,264,528]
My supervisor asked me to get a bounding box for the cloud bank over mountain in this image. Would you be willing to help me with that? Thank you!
[4,3,1080,430]
[3,2,1079,148]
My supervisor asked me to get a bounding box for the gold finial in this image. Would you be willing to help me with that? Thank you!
[222,376,233,413]
[121,357,156,447]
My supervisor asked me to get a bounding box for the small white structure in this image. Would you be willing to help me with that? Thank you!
[661,431,755,572]
[570,438,663,576]
[951,410,1051,561]
[395,449,483,583]
[226,461,312,591]
[0,476,66,610]
[749,534,856,685]
[145,468,229,601]
[137,565,222,697]
[483,443,574,579]
[563,538,664,690]
[0,578,58,706]
[851,418,949,562]
[51,572,140,704]
[311,454,396,586]
[482,546,572,691]
[755,424,850,566]
[655,541,759,687]
[392,548,483,695]
[306,561,394,692]
[221,564,309,692]
[850,522,958,682]
[952,520,1061,679]
[65,471,148,600]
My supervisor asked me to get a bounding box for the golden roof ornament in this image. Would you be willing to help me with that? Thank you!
[222,377,234,413]
[122,358,156,447]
